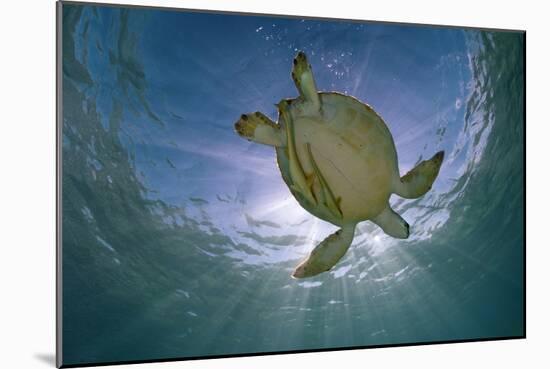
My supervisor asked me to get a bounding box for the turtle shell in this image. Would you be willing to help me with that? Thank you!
[276,92,399,225]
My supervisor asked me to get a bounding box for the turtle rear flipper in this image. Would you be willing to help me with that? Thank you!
[393,151,445,199]
[292,51,321,111]
[234,112,284,147]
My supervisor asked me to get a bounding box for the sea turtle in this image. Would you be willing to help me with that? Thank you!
[235,51,444,278]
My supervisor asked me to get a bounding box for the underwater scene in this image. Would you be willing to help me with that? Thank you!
[60,3,525,366]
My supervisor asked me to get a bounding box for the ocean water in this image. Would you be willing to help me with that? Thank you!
[60,3,525,366]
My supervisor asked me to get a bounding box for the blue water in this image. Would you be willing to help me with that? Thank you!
[61,4,524,366]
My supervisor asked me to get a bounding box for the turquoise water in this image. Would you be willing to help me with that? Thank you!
[61,3,524,366]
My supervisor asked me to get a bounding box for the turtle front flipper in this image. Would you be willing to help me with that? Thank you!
[292,223,356,278]
[371,203,409,239]
[393,151,445,199]
[235,112,285,147]
[292,51,321,112]
[277,100,317,206]
[306,143,343,221]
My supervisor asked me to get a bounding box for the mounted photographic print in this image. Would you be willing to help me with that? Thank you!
[57,1,525,367]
